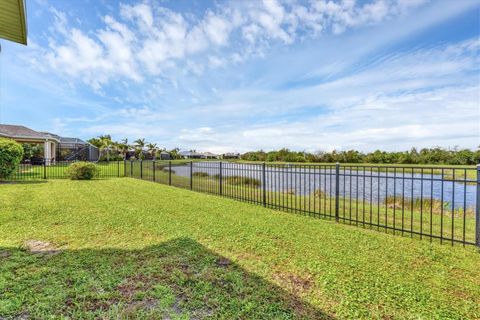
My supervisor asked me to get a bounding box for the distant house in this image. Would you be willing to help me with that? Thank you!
[222,152,241,159]
[0,124,99,163]
[179,151,220,159]
[42,133,99,161]
[0,124,59,164]
[179,151,204,159]
[159,151,171,160]
[202,152,220,159]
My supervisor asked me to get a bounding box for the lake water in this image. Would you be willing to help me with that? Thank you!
[169,162,476,209]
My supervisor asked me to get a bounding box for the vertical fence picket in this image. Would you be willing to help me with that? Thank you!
[219,161,223,196]
[190,161,193,190]
[476,164,480,248]
[335,162,340,222]
[262,162,267,207]
[153,160,156,182]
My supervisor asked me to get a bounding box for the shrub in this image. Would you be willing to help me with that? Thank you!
[224,176,261,187]
[284,189,296,195]
[313,189,325,197]
[99,154,123,162]
[66,162,100,180]
[192,171,209,177]
[383,196,473,217]
[0,138,24,180]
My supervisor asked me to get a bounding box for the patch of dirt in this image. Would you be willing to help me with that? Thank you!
[117,273,152,299]
[235,252,262,261]
[11,312,30,320]
[0,251,11,259]
[23,240,62,255]
[215,258,231,268]
[84,298,112,312]
[124,298,158,314]
[170,298,183,315]
[273,271,313,294]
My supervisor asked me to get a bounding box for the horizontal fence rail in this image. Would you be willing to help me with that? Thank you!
[8,159,480,247]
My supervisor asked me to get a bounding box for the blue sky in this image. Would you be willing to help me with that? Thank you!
[0,0,479,153]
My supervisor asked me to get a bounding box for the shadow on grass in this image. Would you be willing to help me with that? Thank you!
[0,238,332,319]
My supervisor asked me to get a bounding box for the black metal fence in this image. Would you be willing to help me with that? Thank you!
[8,159,480,247]
[127,161,479,247]
[9,159,124,180]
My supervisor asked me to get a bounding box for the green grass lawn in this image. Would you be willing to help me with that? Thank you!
[129,162,477,244]
[11,161,125,180]
[0,179,479,319]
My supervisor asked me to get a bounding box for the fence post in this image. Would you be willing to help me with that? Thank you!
[169,161,172,185]
[190,161,193,190]
[476,164,480,248]
[117,160,120,177]
[219,161,223,196]
[43,158,47,179]
[124,160,126,177]
[153,160,156,182]
[262,162,266,207]
[140,160,143,179]
[130,159,133,177]
[335,162,340,222]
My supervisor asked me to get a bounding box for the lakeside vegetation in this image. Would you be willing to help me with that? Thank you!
[123,165,477,244]
[241,147,480,165]
[59,134,480,166]
[0,179,479,318]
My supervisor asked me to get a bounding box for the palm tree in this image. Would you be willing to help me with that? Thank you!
[134,138,146,160]
[146,143,158,159]
[134,138,146,149]
[118,138,130,160]
[99,135,113,161]
[169,147,180,160]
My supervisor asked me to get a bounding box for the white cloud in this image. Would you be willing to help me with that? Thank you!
[33,0,432,90]
[178,127,217,143]
[120,3,153,28]
[12,0,479,153]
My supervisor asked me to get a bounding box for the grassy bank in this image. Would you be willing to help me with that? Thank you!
[128,164,477,244]
[0,179,479,319]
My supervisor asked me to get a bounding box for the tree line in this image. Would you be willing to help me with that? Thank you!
[241,147,480,165]
[87,135,183,160]
[86,135,480,165]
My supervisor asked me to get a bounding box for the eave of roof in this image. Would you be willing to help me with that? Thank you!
[0,0,28,45]
[0,125,60,142]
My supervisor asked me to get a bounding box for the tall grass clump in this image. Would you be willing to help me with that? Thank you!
[223,176,261,187]
[383,195,474,217]
[192,172,209,177]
